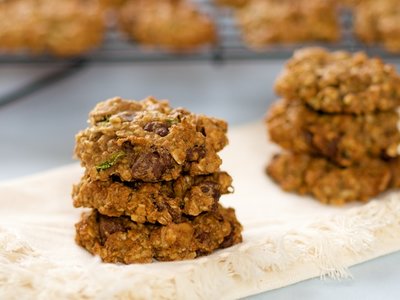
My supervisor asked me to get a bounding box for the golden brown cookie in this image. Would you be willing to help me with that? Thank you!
[0,0,105,56]
[235,0,340,48]
[266,152,391,205]
[75,206,243,264]
[266,99,400,167]
[214,0,250,8]
[73,172,233,225]
[275,48,400,114]
[354,0,400,53]
[118,0,216,52]
[75,97,228,182]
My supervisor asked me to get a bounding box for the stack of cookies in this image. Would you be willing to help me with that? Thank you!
[266,47,400,205]
[72,97,242,264]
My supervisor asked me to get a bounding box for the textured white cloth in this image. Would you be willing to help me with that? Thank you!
[1,122,400,299]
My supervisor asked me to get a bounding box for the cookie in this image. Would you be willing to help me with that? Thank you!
[275,48,400,114]
[75,205,243,264]
[236,0,340,48]
[118,0,216,52]
[354,0,400,53]
[266,152,391,205]
[73,172,233,225]
[214,0,250,8]
[266,99,400,167]
[0,0,105,56]
[75,97,228,182]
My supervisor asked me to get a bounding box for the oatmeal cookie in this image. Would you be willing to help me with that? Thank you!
[338,0,365,7]
[354,0,400,53]
[118,0,216,52]
[0,0,105,56]
[266,153,391,205]
[75,205,243,264]
[73,172,233,225]
[235,0,340,48]
[275,48,400,114]
[214,0,250,8]
[75,97,228,182]
[267,99,400,167]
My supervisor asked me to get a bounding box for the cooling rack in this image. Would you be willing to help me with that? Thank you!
[0,3,398,106]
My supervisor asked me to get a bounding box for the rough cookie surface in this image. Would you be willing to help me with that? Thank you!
[75,97,228,182]
[266,153,392,205]
[236,0,339,48]
[275,48,400,114]
[0,0,105,56]
[354,0,400,53]
[73,172,233,225]
[267,99,400,167]
[75,206,243,264]
[118,0,216,51]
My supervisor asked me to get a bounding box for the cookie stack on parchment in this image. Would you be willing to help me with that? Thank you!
[266,47,400,205]
[72,97,242,264]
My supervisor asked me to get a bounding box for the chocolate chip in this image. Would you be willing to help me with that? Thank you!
[98,215,126,243]
[143,122,169,137]
[326,136,340,158]
[200,127,207,137]
[199,182,220,201]
[201,186,210,193]
[220,231,235,248]
[196,232,208,243]
[186,145,206,161]
[304,130,314,147]
[153,198,167,212]
[131,150,174,180]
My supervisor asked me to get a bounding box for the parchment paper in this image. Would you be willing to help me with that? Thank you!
[1,122,399,299]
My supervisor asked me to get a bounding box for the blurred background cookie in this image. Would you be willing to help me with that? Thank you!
[0,0,106,57]
[235,0,340,48]
[118,0,217,52]
[214,0,250,8]
[354,0,400,53]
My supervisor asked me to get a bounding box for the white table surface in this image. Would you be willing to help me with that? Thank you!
[0,60,399,299]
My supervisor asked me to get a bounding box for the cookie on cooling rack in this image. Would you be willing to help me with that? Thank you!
[235,0,340,48]
[0,0,105,56]
[214,0,250,8]
[354,0,400,53]
[118,0,217,52]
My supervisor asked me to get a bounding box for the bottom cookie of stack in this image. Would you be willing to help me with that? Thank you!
[266,152,399,205]
[75,205,242,264]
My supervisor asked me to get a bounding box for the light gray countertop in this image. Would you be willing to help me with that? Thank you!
[0,61,399,299]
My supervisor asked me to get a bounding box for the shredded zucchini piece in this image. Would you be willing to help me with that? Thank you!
[96,151,125,171]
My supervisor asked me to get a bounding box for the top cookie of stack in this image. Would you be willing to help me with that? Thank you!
[275,47,400,115]
[266,48,400,204]
[75,97,228,182]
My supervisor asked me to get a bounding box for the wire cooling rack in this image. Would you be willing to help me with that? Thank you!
[0,3,399,64]
[0,3,398,106]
